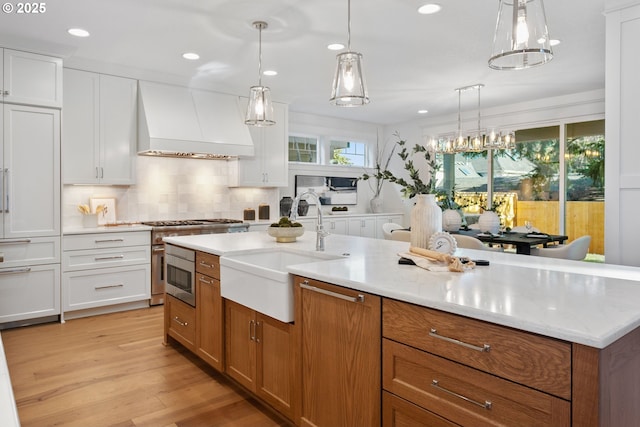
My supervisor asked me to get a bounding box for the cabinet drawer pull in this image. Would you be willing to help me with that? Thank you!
[94,283,124,290]
[198,261,214,269]
[198,276,212,285]
[249,320,256,341]
[0,267,31,275]
[300,281,364,303]
[173,316,188,327]
[429,328,491,352]
[0,238,32,245]
[94,238,125,243]
[94,255,125,261]
[431,380,492,410]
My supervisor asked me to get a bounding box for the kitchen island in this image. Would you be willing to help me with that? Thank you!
[164,230,640,427]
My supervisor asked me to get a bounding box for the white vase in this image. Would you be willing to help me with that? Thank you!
[478,211,501,234]
[410,194,442,249]
[442,209,462,232]
[370,196,383,213]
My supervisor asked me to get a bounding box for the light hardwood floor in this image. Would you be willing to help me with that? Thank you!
[1,306,290,427]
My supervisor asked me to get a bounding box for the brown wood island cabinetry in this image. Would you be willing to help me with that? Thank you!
[225,299,297,420]
[195,251,224,371]
[383,299,571,427]
[164,294,196,352]
[163,251,224,371]
[163,244,640,427]
[295,276,381,427]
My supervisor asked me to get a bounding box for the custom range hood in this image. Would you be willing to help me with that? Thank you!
[138,81,254,159]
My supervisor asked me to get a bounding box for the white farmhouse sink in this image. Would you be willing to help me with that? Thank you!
[220,248,343,322]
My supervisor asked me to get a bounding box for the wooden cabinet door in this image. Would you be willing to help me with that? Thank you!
[225,300,256,391]
[383,392,460,427]
[256,313,296,420]
[164,295,196,352]
[196,273,223,372]
[298,277,381,427]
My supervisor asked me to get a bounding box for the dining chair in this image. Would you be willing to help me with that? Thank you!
[389,229,411,242]
[454,235,503,252]
[529,235,591,260]
[382,223,405,240]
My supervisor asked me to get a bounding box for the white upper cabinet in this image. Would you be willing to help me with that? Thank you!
[2,104,60,238]
[2,49,63,108]
[63,69,137,185]
[230,100,288,187]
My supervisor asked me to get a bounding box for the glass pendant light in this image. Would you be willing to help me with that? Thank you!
[488,0,553,70]
[245,21,275,126]
[330,0,369,106]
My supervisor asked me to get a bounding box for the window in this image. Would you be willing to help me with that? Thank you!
[289,134,370,167]
[329,140,366,166]
[289,136,318,163]
[436,120,605,260]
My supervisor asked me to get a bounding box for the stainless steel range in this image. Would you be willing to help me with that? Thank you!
[142,219,249,305]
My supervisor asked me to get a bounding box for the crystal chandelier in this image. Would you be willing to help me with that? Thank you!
[330,0,369,106]
[431,84,515,154]
[245,21,275,126]
[488,0,553,70]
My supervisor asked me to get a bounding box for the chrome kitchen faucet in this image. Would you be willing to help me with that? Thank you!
[290,189,329,251]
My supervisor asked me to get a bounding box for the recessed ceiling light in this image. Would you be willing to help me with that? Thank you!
[417,109,429,114]
[328,43,345,51]
[67,28,90,37]
[418,4,442,15]
[182,52,200,60]
[263,70,278,76]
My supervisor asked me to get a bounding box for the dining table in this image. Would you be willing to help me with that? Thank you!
[460,230,569,255]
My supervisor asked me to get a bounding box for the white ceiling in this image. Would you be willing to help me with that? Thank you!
[0,0,606,125]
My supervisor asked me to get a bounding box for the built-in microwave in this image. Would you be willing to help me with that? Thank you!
[165,244,195,306]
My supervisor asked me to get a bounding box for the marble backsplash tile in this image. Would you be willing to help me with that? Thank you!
[63,156,279,228]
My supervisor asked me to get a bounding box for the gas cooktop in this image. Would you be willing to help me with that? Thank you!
[142,219,244,227]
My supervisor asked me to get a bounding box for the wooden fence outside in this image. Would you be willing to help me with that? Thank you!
[515,201,604,255]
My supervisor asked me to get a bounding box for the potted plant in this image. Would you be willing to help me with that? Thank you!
[372,132,441,249]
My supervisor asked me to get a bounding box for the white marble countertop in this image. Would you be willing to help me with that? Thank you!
[0,333,20,427]
[164,231,640,349]
[64,224,152,235]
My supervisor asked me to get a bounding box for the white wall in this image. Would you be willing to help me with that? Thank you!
[604,0,640,266]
